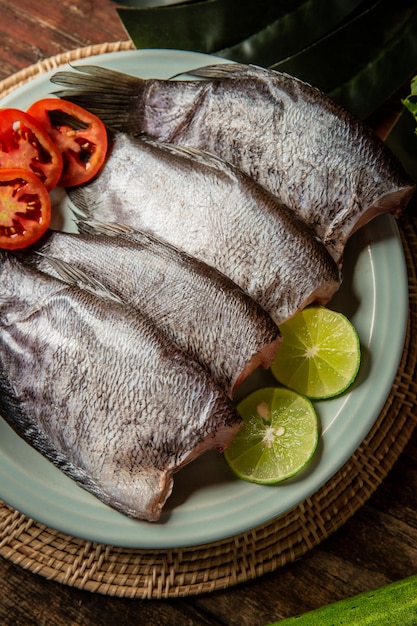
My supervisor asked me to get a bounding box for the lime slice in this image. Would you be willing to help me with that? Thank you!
[270,306,361,399]
[225,387,318,484]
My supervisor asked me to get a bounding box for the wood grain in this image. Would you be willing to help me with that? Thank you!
[0,0,126,79]
[0,2,416,624]
[1,431,416,625]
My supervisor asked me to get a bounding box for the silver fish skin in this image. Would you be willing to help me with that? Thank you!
[0,252,241,522]
[25,221,282,397]
[67,133,341,326]
[51,63,415,263]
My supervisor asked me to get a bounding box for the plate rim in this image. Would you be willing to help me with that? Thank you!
[0,48,409,549]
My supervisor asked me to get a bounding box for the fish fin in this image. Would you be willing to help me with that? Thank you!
[178,63,253,80]
[145,138,238,179]
[74,213,217,271]
[35,253,124,305]
[74,215,136,238]
[67,187,105,224]
[50,65,143,135]
[0,249,9,266]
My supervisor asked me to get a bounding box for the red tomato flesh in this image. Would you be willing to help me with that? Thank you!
[0,109,63,190]
[0,168,51,250]
[27,99,108,187]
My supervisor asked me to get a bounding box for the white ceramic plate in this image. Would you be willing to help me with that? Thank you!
[0,49,408,549]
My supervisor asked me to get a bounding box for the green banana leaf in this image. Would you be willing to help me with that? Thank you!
[403,75,417,126]
[215,0,364,67]
[271,0,417,119]
[116,0,357,55]
[115,0,417,118]
[385,109,417,215]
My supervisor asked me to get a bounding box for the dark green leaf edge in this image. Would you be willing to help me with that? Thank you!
[117,0,306,54]
[328,8,417,118]
[116,0,417,119]
[214,0,366,67]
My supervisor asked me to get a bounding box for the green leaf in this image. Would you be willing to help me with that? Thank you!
[214,0,365,67]
[385,109,417,215]
[270,0,417,118]
[116,0,417,119]
[117,0,325,54]
[115,0,197,8]
[402,75,417,125]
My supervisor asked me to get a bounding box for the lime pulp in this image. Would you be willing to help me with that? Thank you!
[225,387,319,484]
[270,306,361,399]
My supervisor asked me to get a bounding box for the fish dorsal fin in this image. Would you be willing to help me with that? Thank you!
[73,214,167,249]
[178,63,253,81]
[66,186,90,220]
[145,138,238,179]
[36,253,124,305]
[74,214,229,277]
[67,191,123,231]
[169,63,243,81]
[75,216,135,238]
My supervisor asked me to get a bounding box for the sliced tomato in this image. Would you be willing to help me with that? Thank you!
[0,108,63,190]
[27,98,108,188]
[0,168,51,250]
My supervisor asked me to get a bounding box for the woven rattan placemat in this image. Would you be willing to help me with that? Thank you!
[0,42,416,599]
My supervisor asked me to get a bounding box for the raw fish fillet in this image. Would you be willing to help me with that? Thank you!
[0,252,241,521]
[67,133,340,325]
[24,221,281,397]
[52,62,415,262]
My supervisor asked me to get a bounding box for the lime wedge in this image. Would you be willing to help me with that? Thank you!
[270,306,361,399]
[225,387,318,484]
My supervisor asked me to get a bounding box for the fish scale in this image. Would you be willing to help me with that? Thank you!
[0,252,241,522]
[52,62,415,263]
[66,133,341,326]
[23,220,281,397]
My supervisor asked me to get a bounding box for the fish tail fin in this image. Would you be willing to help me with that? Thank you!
[50,65,144,135]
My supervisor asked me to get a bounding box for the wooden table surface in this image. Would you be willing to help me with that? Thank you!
[1,1,417,624]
